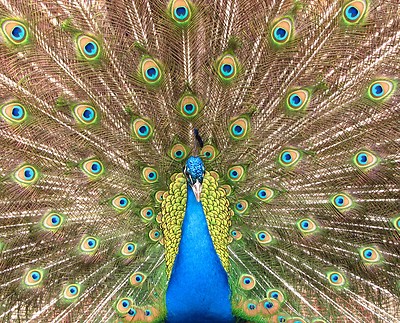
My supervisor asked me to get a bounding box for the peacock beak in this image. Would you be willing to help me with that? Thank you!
[191,181,202,202]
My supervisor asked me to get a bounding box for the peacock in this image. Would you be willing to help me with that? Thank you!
[0,0,399,322]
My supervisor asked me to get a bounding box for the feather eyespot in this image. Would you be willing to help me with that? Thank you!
[259,298,280,315]
[132,117,154,141]
[142,167,158,183]
[63,283,81,300]
[228,116,250,140]
[128,308,137,316]
[111,195,131,211]
[121,242,137,256]
[154,191,165,203]
[256,187,275,202]
[367,80,394,101]
[149,229,162,242]
[331,193,353,211]
[14,164,39,186]
[1,102,27,124]
[80,236,99,253]
[297,218,318,234]
[353,150,379,170]
[239,274,256,290]
[256,230,273,245]
[130,272,146,286]
[216,53,239,83]
[178,95,200,118]
[359,247,381,263]
[234,200,249,215]
[230,229,242,240]
[267,289,285,303]
[116,297,133,314]
[42,212,64,231]
[73,104,98,125]
[77,35,100,60]
[170,0,192,24]
[81,158,104,178]
[278,148,302,167]
[201,144,218,161]
[271,18,293,45]
[24,269,44,287]
[327,271,346,287]
[141,57,163,85]
[1,20,28,45]
[286,89,310,112]
[170,143,188,161]
[227,165,246,182]
[343,0,367,24]
[140,207,155,221]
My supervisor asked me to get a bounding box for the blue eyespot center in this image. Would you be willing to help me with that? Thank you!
[372,84,384,97]
[175,150,183,157]
[154,231,160,238]
[364,249,373,258]
[230,170,239,178]
[231,231,237,236]
[221,63,234,77]
[87,238,96,248]
[145,310,151,316]
[282,152,292,163]
[145,67,159,80]
[127,244,134,252]
[183,103,195,114]
[271,292,279,299]
[244,278,251,285]
[11,105,24,119]
[274,27,288,41]
[174,7,188,20]
[335,196,344,206]
[51,215,60,225]
[135,275,142,282]
[205,151,211,157]
[258,190,267,198]
[84,42,97,56]
[91,162,101,174]
[82,107,95,121]
[11,25,25,40]
[259,233,266,240]
[128,308,136,316]
[301,220,309,229]
[138,125,149,136]
[264,301,274,309]
[24,167,34,180]
[357,153,368,165]
[236,202,243,210]
[289,94,302,107]
[331,274,339,282]
[148,172,156,179]
[233,125,243,135]
[122,300,129,308]
[248,303,256,310]
[31,271,40,281]
[69,286,78,295]
[119,198,127,207]
[345,6,360,20]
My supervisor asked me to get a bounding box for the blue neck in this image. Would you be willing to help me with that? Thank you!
[166,184,233,323]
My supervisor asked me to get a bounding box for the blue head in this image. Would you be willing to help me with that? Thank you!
[184,156,205,202]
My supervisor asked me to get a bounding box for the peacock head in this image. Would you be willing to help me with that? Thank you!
[183,156,205,202]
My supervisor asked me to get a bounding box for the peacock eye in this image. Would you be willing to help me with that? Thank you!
[239,274,256,290]
[286,89,310,111]
[80,236,99,253]
[155,190,165,203]
[132,117,154,141]
[227,165,246,182]
[73,105,97,125]
[116,297,133,314]
[278,148,302,167]
[170,143,188,161]
[217,54,238,81]
[230,229,242,240]
[297,218,317,234]
[228,116,250,140]
[267,289,285,303]
[343,0,367,24]
[149,229,162,242]
[24,269,44,287]
[234,200,248,215]
[140,207,155,221]
[1,102,27,123]
[201,144,218,161]
[81,159,104,178]
[171,0,191,24]
[256,230,273,245]
[359,247,381,263]
[130,272,146,286]
[353,150,379,170]
[256,187,275,202]
[14,164,40,186]
[141,58,162,84]
[247,303,257,310]
[111,195,131,211]
[367,80,394,101]
[63,283,81,300]
[121,242,136,256]
[179,95,200,118]
[77,35,100,60]
[327,271,346,287]
[128,308,137,316]
[1,20,28,44]
[271,18,293,45]
[331,193,353,210]
[42,212,64,230]
[142,167,158,183]
[144,309,152,316]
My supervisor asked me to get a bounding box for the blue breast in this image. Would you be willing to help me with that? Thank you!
[166,184,233,322]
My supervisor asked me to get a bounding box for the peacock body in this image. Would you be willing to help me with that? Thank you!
[0,0,399,322]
